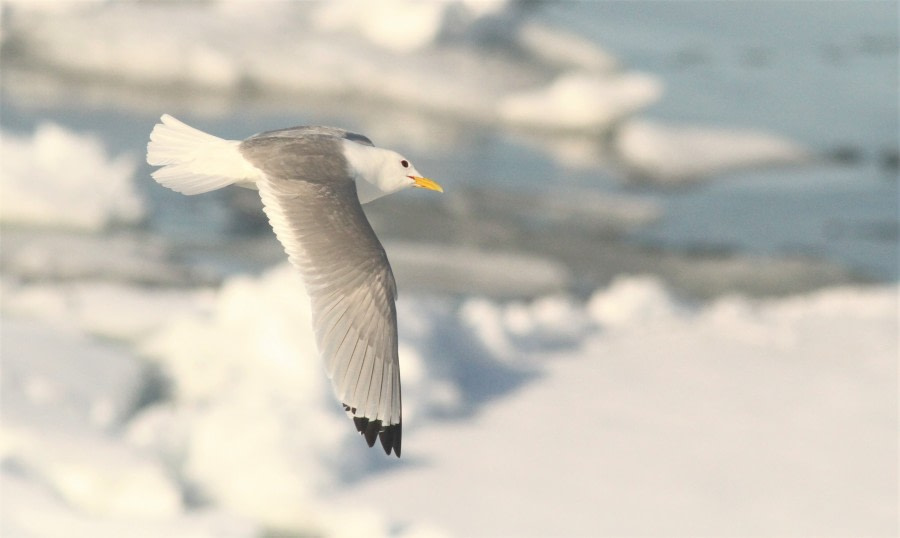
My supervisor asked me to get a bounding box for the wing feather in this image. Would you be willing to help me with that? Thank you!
[252,169,402,456]
[338,334,364,402]
[329,326,356,390]
[351,296,379,407]
[364,340,385,419]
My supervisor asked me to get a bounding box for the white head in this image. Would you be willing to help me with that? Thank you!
[342,141,443,204]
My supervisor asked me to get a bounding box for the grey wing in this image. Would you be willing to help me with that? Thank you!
[249,126,374,147]
[254,171,402,457]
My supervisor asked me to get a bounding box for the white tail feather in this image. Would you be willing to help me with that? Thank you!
[146,114,261,195]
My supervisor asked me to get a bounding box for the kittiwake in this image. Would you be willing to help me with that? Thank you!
[146,114,443,457]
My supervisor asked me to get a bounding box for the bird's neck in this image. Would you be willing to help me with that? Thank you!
[343,141,399,204]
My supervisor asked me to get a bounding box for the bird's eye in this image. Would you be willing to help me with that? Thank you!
[400,159,409,168]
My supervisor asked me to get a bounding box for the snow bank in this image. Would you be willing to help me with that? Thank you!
[2,471,256,538]
[0,123,144,231]
[500,71,662,130]
[516,21,618,72]
[4,424,181,519]
[311,1,453,54]
[615,119,812,183]
[587,274,683,327]
[3,264,894,536]
[3,2,819,183]
[0,317,258,537]
[0,0,107,15]
[2,278,215,341]
[1,230,201,284]
[133,266,398,533]
[1,318,144,433]
[130,264,482,536]
[4,2,816,181]
[3,1,656,132]
[332,278,899,537]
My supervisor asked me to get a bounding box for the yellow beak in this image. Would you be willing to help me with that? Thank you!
[411,176,444,193]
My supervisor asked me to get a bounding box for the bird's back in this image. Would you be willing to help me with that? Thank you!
[248,126,374,147]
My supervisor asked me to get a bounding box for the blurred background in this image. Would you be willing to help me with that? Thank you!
[1,1,897,537]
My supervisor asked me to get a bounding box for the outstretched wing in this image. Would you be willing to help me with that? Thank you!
[240,136,402,456]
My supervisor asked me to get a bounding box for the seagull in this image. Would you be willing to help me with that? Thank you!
[146,114,443,457]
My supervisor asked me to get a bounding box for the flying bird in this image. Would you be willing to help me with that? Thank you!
[146,114,443,457]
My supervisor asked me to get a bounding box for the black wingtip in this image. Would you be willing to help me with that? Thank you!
[344,404,402,457]
[379,423,401,458]
[353,415,368,433]
[363,420,380,447]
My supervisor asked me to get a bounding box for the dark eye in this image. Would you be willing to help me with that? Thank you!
[400,159,409,168]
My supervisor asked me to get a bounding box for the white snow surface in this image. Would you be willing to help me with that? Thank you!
[3,2,813,181]
[333,280,898,537]
[2,266,896,537]
[1,318,258,537]
[2,1,643,131]
[500,71,662,130]
[615,120,812,183]
[0,123,144,231]
[0,6,892,535]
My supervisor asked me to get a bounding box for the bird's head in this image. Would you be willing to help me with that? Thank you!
[345,143,443,204]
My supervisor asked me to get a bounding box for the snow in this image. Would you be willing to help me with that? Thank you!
[331,280,898,537]
[3,470,256,538]
[1,229,201,284]
[312,1,451,54]
[615,119,812,183]
[3,263,895,536]
[0,123,144,231]
[132,266,410,533]
[0,0,107,16]
[587,274,682,327]
[1,318,144,432]
[500,71,663,130]
[0,2,894,536]
[4,424,181,519]
[517,21,618,72]
[1,318,258,537]
[2,1,648,133]
[2,279,215,341]
[1,1,816,180]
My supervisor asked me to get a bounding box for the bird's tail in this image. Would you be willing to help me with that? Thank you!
[147,114,259,195]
